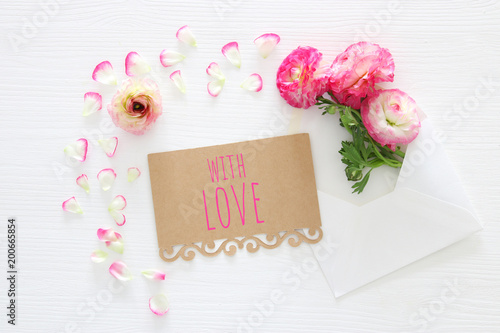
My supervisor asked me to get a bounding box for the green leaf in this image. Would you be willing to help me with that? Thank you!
[351,169,372,194]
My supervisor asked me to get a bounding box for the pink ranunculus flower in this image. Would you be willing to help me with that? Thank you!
[108,77,162,135]
[361,89,421,151]
[276,46,332,109]
[329,42,395,109]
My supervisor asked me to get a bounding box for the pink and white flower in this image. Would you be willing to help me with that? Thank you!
[109,261,133,281]
[240,73,263,92]
[149,294,169,316]
[276,46,331,109]
[108,77,163,135]
[254,33,280,58]
[361,89,421,151]
[125,51,151,77]
[221,42,241,68]
[82,92,102,116]
[92,61,117,85]
[329,42,395,109]
[64,138,88,162]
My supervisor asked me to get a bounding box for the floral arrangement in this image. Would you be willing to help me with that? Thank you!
[276,42,421,193]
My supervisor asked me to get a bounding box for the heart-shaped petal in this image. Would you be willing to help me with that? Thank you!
[141,269,166,281]
[82,92,102,116]
[127,167,141,182]
[159,50,186,67]
[90,250,108,263]
[62,197,83,214]
[240,73,263,92]
[98,137,118,157]
[109,261,133,281]
[176,25,197,47]
[206,62,225,81]
[125,51,151,77]
[76,174,90,194]
[64,138,88,162]
[254,33,280,58]
[207,80,225,97]
[169,70,186,94]
[97,168,116,191]
[221,42,241,68]
[92,61,117,85]
[149,294,169,316]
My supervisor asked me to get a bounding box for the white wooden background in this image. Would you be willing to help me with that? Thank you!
[1,0,500,332]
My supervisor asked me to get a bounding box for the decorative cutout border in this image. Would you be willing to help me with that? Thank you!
[159,228,323,262]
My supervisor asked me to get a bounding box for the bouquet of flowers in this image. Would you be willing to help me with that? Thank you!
[276,42,421,193]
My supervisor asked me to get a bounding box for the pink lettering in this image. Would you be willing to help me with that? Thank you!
[207,158,220,183]
[251,182,264,224]
[231,184,245,226]
[237,153,246,178]
[215,187,231,228]
[203,190,215,230]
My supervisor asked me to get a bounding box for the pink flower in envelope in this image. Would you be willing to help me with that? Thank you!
[329,42,395,109]
[276,46,332,109]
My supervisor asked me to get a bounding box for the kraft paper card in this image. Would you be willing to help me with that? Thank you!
[148,133,322,262]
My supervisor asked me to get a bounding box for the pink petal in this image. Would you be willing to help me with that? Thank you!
[221,42,241,68]
[109,195,127,211]
[141,269,166,281]
[169,70,186,93]
[206,62,225,81]
[62,197,83,214]
[97,168,116,191]
[92,61,117,85]
[159,50,186,67]
[98,137,118,157]
[149,294,169,316]
[109,261,133,281]
[82,92,102,116]
[254,33,280,58]
[240,73,263,92]
[125,51,151,77]
[76,174,90,194]
[64,138,88,162]
[127,167,141,182]
[207,80,224,97]
[97,228,119,242]
[176,25,197,47]
[90,250,108,263]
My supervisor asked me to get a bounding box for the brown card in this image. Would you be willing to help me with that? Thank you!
[148,134,322,262]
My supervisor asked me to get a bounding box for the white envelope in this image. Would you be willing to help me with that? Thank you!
[296,109,483,297]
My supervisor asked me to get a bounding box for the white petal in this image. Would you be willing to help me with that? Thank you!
[240,73,263,92]
[221,42,241,68]
[207,80,225,97]
[62,197,83,214]
[206,62,225,81]
[91,250,108,263]
[149,294,169,316]
[110,211,126,226]
[254,33,280,58]
[97,168,116,191]
[125,51,151,76]
[92,61,117,85]
[109,261,133,281]
[127,167,141,182]
[82,92,102,116]
[76,174,90,194]
[169,70,186,93]
[108,195,127,211]
[64,138,88,162]
[176,25,197,47]
[98,137,118,157]
[141,269,166,281]
[159,50,186,67]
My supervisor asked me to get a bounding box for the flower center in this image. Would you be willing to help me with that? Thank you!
[133,102,145,113]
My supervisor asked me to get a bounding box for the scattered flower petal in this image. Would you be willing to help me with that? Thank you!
[207,80,225,97]
[62,197,83,214]
[221,42,241,68]
[125,51,151,77]
[64,138,88,162]
[92,61,117,85]
[206,62,225,81]
[109,261,133,281]
[169,70,186,93]
[159,50,186,67]
[254,33,280,58]
[108,195,127,226]
[176,25,197,47]
[98,137,118,157]
[91,250,108,263]
[82,92,102,116]
[110,211,126,226]
[76,174,90,194]
[149,294,169,316]
[141,269,166,281]
[127,167,141,182]
[97,168,116,191]
[240,73,263,92]
[97,228,124,254]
